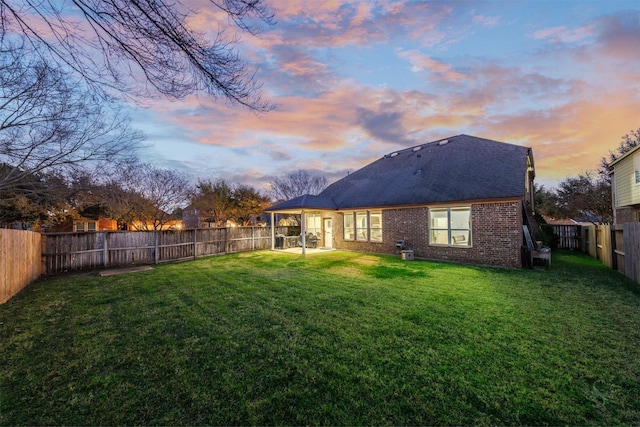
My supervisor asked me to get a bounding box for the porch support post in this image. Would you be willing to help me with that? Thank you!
[301,210,306,256]
[270,212,275,250]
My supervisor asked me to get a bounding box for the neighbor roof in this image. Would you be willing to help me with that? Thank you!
[267,134,532,211]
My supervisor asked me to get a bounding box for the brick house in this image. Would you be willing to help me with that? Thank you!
[266,135,537,268]
[73,216,118,232]
[610,144,640,224]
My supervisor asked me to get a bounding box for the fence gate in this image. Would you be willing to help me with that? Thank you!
[551,225,581,249]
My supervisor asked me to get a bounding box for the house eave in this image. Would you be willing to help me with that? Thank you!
[609,144,640,168]
[269,196,525,214]
[340,196,525,211]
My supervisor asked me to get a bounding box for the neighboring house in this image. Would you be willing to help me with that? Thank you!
[183,206,267,228]
[266,134,536,268]
[182,207,231,228]
[182,207,207,228]
[610,144,640,224]
[128,219,183,231]
[74,217,118,232]
[44,216,116,233]
[542,215,595,227]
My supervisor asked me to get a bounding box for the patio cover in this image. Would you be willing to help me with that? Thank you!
[265,194,337,254]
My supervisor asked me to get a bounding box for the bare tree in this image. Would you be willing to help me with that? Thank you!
[103,164,193,230]
[552,172,612,224]
[0,0,274,109]
[0,40,142,196]
[599,128,640,183]
[268,170,328,201]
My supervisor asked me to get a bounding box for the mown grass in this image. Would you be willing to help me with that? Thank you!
[1,250,639,425]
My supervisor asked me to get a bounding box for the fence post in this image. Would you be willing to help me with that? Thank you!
[154,231,159,264]
[624,222,640,285]
[103,232,109,268]
[610,225,617,270]
[41,233,47,275]
[252,226,255,251]
[193,229,198,260]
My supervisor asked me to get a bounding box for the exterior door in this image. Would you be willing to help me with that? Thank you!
[323,218,332,248]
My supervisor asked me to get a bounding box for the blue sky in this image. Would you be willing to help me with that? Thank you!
[130,0,640,192]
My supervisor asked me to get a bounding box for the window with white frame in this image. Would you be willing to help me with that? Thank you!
[305,213,321,237]
[634,153,640,184]
[370,212,382,242]
[356,212,368,241]
[343,213,355,240]
[343,211,382,242]
[429,207,471,246]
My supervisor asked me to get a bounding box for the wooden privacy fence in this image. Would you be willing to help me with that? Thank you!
[1,229,42,303]
[580,223,640,285]
[550,224,581,249]
[43,227,289,275]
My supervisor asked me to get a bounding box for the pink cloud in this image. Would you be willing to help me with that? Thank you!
[531,25,595,43]
[472,14,500,27]
[397,49,466,82]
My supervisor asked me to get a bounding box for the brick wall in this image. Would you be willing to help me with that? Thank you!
[330,201,523,268]
[98,217,118,230]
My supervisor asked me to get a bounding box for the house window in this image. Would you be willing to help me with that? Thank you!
[370,212,382,242]
[75,221,97,232]
[305,214,321,237]
[344,213,355,240]
[634,153,640,184]
[343,211,382,242]
[356,212,368,241]
[429,207,471,247]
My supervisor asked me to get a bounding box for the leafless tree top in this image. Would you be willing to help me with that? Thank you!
[0,0,274,110]
[268,170,328,202]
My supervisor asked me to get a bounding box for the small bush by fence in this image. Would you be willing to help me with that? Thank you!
[43,226,289,275]
[0,229,42,303]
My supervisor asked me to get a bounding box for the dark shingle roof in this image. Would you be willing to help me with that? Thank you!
[268,134,531,211]
[267,194,337,212]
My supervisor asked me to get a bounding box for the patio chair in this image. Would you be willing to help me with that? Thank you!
[298,233,318,248]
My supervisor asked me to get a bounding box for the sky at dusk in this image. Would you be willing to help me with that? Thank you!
[130,0,640,193]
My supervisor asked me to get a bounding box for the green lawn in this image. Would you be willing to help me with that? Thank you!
[1,250,639,425]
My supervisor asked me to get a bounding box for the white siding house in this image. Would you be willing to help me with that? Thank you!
[611,144,640,223]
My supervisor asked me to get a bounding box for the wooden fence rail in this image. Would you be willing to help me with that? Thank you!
[42,226,290,275]
[580,223,640,285]
[0,229,42,303]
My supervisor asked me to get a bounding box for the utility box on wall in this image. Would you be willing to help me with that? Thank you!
[401,250,414,261]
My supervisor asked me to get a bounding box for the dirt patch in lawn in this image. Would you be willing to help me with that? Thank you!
[99,266,153,277]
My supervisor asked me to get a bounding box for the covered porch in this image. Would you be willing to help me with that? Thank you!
[266,194,337,256]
